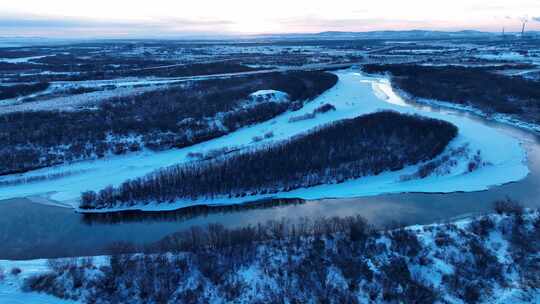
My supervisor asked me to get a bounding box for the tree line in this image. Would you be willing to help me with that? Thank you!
[0,82,50,100]
[80,111,458,209]
[23,201,540,304]
[362,64,540,122]
[0,71,337,175]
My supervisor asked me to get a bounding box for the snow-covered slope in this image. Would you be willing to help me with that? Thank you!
[0,70,529,211]
[248,90,289,103]
[0,259,76,304]
[2,209,539,303]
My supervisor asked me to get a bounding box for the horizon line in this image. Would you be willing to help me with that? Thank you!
[1,28,538,41]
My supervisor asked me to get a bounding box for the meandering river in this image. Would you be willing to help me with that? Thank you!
[1,72,539,260]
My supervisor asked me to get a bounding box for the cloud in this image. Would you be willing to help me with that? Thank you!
[0,14,234,37]
[467,4,507,11]
[278,16,439,32]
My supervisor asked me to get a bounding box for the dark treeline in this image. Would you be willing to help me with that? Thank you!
[0,71,337,175]
[2,61,259,83]
[0,82,50,100]
[362,64,540,123]
[24,201,540,304]
[121,62,258,78]
[81,111,457,209]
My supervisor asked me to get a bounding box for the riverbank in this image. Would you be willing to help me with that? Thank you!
[2,206,538,303]
[75,71,529,213]
[399,90,540,134]
[0,69,531,213]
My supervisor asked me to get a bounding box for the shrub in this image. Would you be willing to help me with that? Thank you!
[463,284,481,304]
[390,229,422,257]
[313,103,336,114]
[80,191,97,209]
[10,267,22,276]
[349,217,369,243]
[0,82,50,100]
[470,217,495,237]
[22,273,57,293]
[494,198,524,216]
[288,112,316,123]
[434,231,452,247]
[128,142,141,152]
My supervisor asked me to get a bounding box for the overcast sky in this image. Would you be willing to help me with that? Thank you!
[1,0,539,37]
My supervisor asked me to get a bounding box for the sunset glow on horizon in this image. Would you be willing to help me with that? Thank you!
[1,0,539,37]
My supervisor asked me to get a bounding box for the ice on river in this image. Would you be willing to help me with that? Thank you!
[0,70,529,211]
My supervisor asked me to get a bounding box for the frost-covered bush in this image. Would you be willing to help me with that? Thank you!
[288,112,316,122]
[251,135,263,143]
[24,208,540,304]
[389,229,422,257]
[470,217,495,238]
[288,103,336,123]
[10,267,21,276]
[494,198,524,216]
[313,103,336,114]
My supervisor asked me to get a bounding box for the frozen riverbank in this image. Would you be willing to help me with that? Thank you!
[0,70,529,212]
[2,209,539,303]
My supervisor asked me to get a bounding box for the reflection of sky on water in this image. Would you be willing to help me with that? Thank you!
[1,81,540,260]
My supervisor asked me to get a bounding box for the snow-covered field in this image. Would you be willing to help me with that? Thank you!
[0,70,529,211]
[0,258,107,304]
[0,259,75,304]
[0,84,165,114]
[0,55,49,64]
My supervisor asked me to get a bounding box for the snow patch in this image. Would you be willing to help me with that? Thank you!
[249,90,289,103]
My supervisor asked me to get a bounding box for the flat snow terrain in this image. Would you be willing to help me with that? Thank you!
[0,259,77,304]
[0,70,529,211]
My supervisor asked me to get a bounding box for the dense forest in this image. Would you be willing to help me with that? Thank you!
[80,111,457,209]
[0,71,337,175]
[2,62,260,83]
[362,64,540,125]
[0,82,50,100]
[23,201,540,303]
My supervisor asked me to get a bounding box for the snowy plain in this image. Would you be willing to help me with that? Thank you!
[0,55,49,64]
[0,258,105,304]
[0,70,530,211]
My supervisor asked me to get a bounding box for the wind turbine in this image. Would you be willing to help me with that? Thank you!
[521,17,528,37]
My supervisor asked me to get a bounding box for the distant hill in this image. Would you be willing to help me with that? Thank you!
[254,30,497,40]
[5,29,538,44]
[0,36,77,48]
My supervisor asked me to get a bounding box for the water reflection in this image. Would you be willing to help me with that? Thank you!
[81,198,306,225]
[1,84,540,260]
